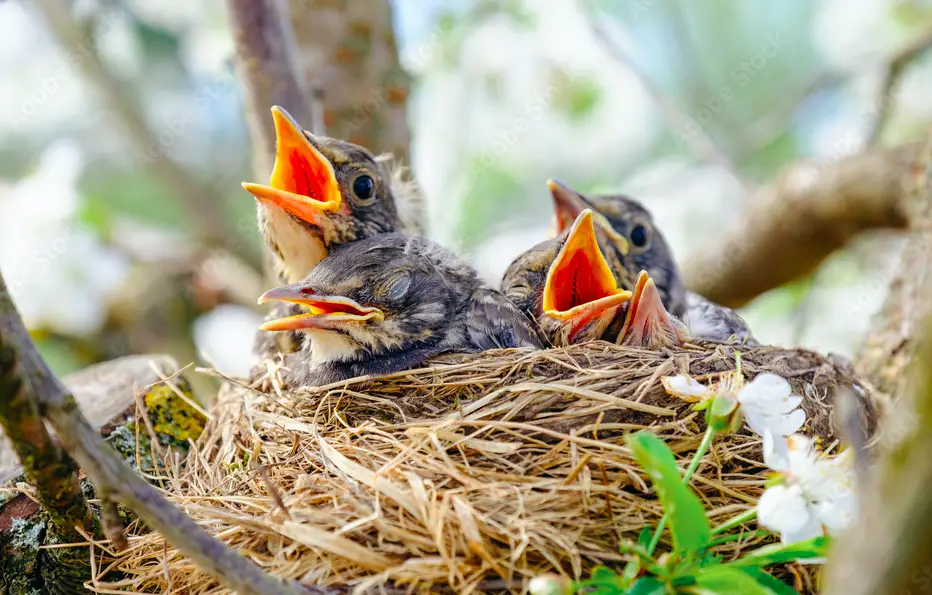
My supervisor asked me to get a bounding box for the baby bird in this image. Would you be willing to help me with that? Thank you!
[243,106,419,356]
[547,179,757,346]
[502,210,632,346]
[258,233,543,386]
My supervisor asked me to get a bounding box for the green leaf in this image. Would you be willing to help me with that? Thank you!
[728,536,828,568]
[578,566,625,594]
[627,576,665,595]
[738,568,799,595]
[637,527,654,549]
[684,567,772,595]
[625,432,712,554]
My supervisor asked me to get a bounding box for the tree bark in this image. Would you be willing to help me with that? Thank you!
[0,291,99,594]
[289,0,411,159]
[855,141,932,398]
[684,143,916,308]
[822,134,932,595]
[226,0,314,179]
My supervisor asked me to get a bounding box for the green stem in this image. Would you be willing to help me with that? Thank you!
[711,508,757,535]
[706,529,769,547]
[646,425,718,555]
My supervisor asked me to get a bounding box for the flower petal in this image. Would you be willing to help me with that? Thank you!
[661,375,710,402]
[815,493,857,533]
[773,409,807,436]
[739,373,791,406]
[781,520,823,546]
[763,430,790,472]
[758,483,810,535]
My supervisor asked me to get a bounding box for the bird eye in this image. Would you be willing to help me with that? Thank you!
[352,174,375,201]
[383,273,412,302]
[630,224,650,248]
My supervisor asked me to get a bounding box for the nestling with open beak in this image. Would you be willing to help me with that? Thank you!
[501,210,632,346]
[258,233,544,386]
[243,106,420,357]
[548,179,757,346]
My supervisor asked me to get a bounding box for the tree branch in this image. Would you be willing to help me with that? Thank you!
[580,0,747,190]
[684,142,916,308]
[225,0,313,178]
[823,139,932,591]
[31,0,242,253]
[0,271,305,595]
[856,138,932,397]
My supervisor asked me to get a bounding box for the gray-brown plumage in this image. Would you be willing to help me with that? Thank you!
[548,179,756,346]
[243,106,421,357]
[502,210,631,346]
[258,233,543,386]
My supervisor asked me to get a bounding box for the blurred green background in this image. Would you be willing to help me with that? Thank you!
[2,0,930,379]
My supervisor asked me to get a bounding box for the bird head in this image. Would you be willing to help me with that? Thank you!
[242,106,402,283]
[614,270,688,349]
[257,235,466,363]
[540,210,632,345]
[547,178,685,314]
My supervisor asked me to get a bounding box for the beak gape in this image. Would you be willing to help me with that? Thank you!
[616,271,686,349]
[242,106,343,224]
[543,209,632,343]
[257,285,384,332]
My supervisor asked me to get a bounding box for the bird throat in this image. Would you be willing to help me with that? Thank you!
[266,205,329,283]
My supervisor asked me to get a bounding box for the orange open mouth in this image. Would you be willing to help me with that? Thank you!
[241,106,342,224]
[542,209,631,343]
[257,285,383,331]
[617,270,683,348]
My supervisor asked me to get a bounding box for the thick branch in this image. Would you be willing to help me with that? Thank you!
[225,0,313,178]
[32,0,240,252]
[0,272,304,595]
[685,143,916,308]
[856,141,932,396]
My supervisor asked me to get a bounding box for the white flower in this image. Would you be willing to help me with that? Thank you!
[661,374,712,402]
[757,434,857,548]
[736,373,806,439]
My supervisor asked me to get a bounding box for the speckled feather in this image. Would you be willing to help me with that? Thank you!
[276,234,543,386]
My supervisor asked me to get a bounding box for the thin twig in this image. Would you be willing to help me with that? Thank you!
[868,28,932,145]
[580,1,747,190]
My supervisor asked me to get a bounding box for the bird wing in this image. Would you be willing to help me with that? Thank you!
[466,288,546,350]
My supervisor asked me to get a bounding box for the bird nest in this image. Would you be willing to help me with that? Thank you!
[106,341,883,594]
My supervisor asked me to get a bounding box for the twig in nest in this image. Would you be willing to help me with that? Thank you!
[100,496,128,552]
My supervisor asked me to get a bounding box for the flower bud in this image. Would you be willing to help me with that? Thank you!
[528,573,572,595]
[707,392,742,434]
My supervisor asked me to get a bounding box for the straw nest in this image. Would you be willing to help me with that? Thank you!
[106,341,883,594]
